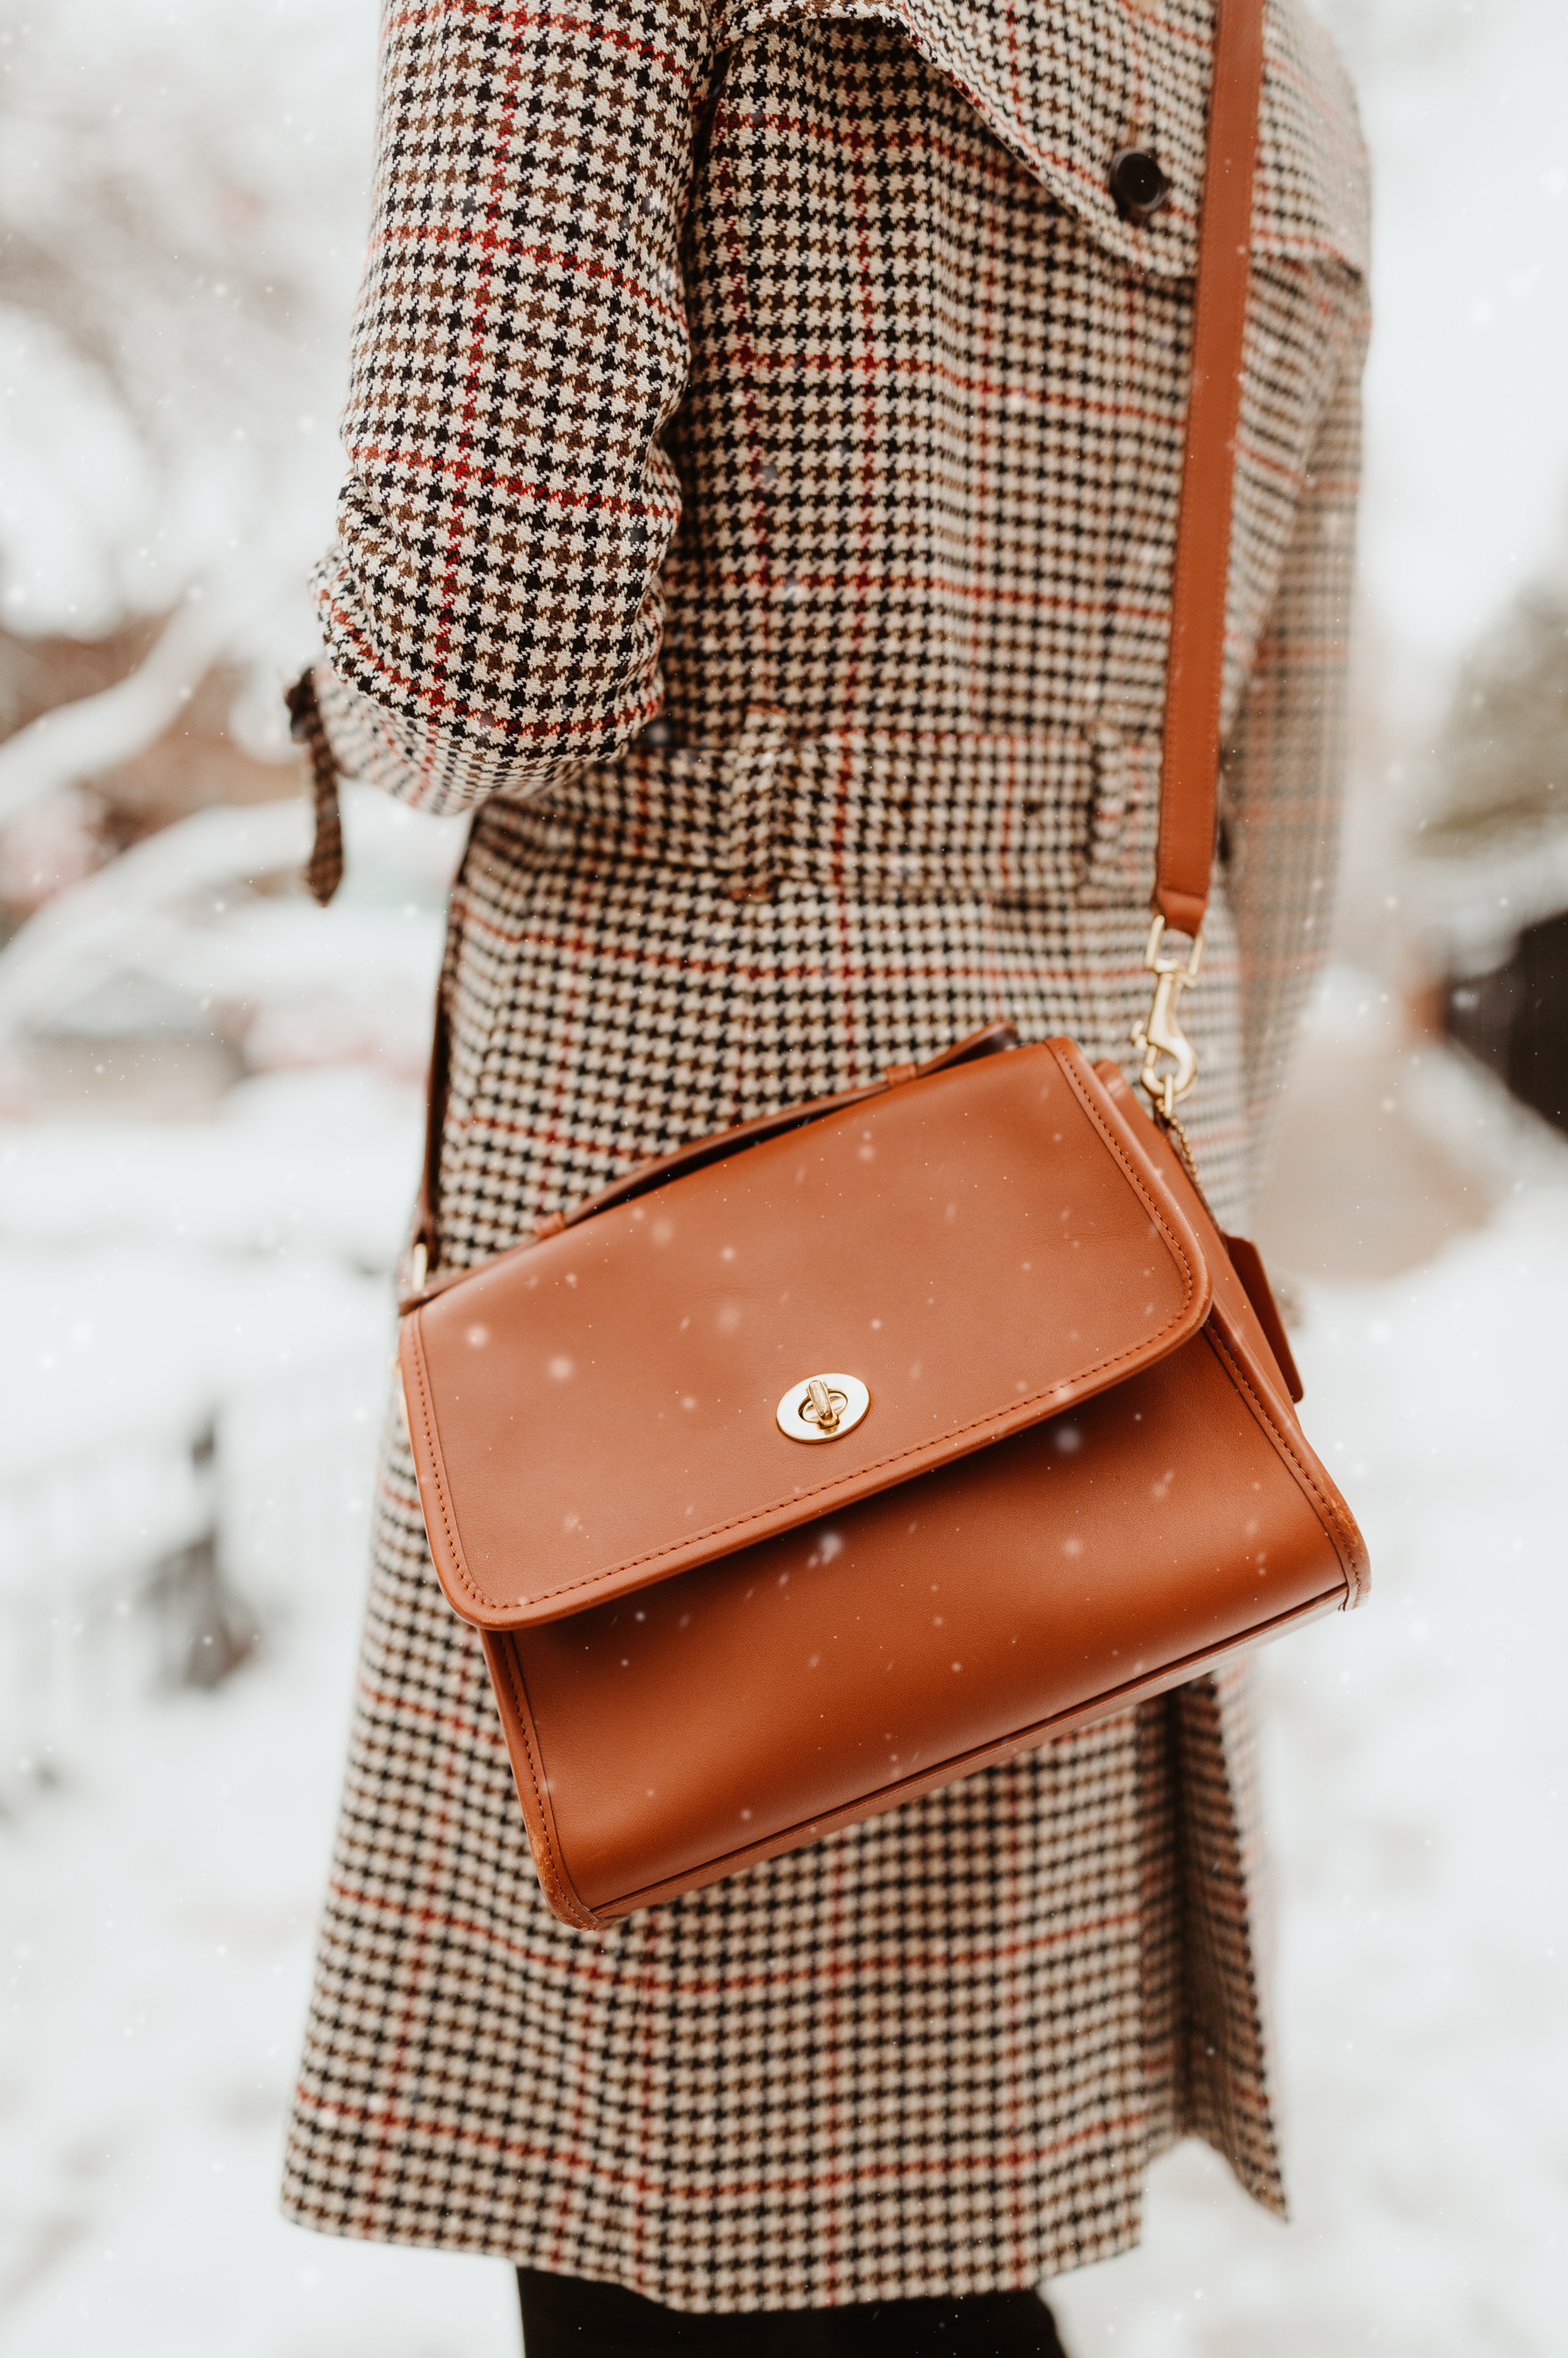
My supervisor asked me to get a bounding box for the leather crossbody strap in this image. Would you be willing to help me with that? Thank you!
[1154,0,1265,941]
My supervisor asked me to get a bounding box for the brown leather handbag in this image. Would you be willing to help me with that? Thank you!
[396,0,1368,1932]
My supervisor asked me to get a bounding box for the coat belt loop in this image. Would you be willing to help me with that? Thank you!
[721,703,789,901]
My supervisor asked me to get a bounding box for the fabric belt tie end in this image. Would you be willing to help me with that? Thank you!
[287,666,345,907]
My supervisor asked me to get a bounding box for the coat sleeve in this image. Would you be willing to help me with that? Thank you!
[310,0,717,813]
[1221,292,1370,1209]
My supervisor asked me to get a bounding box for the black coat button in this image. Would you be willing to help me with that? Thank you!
[1108,147,1172,226]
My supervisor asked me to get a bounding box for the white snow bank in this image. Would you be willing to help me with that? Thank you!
[0,787,463,1074]
[0,1069,422,1263]
[0,1239,389,1494]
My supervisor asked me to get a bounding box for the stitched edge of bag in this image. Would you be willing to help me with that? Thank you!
[1202,1320,1369,1608]
[485,1631,605,1932]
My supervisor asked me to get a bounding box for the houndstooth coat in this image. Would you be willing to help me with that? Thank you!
[282,0,1369,2310]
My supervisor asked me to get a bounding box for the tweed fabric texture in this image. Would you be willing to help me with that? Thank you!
[286,0,1367,2306]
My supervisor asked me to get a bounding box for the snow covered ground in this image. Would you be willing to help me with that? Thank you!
[3,1022,1564,2357]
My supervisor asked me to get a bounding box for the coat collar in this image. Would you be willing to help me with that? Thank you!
[710,0,1369,281]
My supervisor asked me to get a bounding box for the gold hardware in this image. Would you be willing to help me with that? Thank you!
[777,1372,870,1444]
[410,1240,428,1291]
[1130,914,1204,1120]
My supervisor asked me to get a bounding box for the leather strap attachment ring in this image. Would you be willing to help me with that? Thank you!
[1131,914,1204,1119]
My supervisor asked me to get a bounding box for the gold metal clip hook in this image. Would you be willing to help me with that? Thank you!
[1131,914,1204,1121]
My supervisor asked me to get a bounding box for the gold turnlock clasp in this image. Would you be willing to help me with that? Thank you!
[777,1373,871,1444]
[1131,914,1204,1121]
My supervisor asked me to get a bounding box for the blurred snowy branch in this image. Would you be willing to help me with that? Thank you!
[0,787,464,1070]
[0,591,246,822]
[1421,577,1568,851]
[0,0,378,679]
[0,799,307,1037]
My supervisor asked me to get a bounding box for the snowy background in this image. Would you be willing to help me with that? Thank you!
[3,2,1566,2353]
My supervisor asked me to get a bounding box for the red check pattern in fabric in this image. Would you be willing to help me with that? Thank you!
[284,0,1368,2307]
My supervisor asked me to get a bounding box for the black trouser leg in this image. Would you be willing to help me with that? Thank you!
[517,2270,783,2354]
[847,2292,1068,2355]
[517,2268,1069,2356]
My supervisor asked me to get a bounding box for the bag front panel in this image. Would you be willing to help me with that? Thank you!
[500,1315,1348,1918]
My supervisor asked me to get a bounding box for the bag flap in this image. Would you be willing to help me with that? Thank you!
[401,1039,1212,1630]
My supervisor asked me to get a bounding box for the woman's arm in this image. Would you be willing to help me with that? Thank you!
[310,0,716,813]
